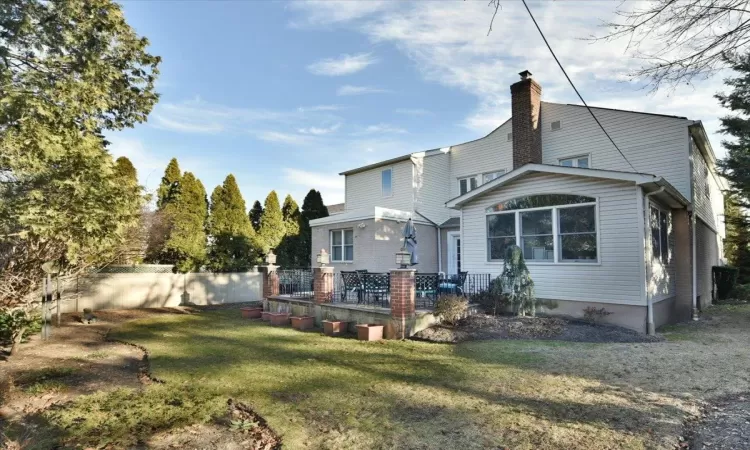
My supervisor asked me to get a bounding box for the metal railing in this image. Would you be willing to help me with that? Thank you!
[277,269,314,298]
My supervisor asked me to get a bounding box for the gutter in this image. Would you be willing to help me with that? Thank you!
[644,186,665,335]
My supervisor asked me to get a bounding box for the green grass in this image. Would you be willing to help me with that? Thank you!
[16,367,77,396]
[39,310,681,449]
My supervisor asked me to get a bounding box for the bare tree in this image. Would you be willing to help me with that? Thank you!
[597,0,750,90]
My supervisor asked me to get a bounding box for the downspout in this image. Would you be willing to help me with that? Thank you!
[692,211,699,320]
[437,226,442,273]
[644,187,665,335]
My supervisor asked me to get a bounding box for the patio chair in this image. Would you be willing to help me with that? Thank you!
[361,272,390,307]
[340,271,363,303]
[439,271,468,296]
[415,273,440,308]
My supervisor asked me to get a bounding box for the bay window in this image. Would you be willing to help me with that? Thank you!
[331,229,354,262]
[486,194,598,263]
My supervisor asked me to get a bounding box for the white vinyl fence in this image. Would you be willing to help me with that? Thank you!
[59,266,263,313]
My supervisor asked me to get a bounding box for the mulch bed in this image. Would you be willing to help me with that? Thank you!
[413,314,663,344]
[686,394,750,450]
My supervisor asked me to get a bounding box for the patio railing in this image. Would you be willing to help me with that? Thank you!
[274,269,492,309]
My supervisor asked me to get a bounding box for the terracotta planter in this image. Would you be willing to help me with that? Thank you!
[261,311,272,322]
[323,320,348,337]
[291,316,315,331]
[356,324,384,341]
[240,307,263,319]
[269,312,291,326]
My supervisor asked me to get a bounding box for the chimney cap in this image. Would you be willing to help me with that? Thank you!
[519,70,533,80]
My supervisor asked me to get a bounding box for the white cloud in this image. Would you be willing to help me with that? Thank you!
[288,0,391,27]
[337,85,389,96]
[298,123,341,135]
[151,114,225,134]
[256,131,314,145]
[282,168,345,204]
[355,123,407,135]
[308,53,378,76]
[297,104,344,113]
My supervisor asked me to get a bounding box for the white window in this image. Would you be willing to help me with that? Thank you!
[459,176,479,195]
[483,170,505,184]
[486,194,598,263]
[650,206,669,264]
[559,155,590,168]
[330,229,354,262]
[381,168,392,197]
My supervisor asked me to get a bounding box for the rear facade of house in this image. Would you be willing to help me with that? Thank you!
[310,71,726,333]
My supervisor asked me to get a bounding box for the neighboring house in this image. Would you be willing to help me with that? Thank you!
[310,70,726,333]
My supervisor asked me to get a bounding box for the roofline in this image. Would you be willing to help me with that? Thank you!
[557,102,688,120]
[445,163,665,209]
[309,207,432,227]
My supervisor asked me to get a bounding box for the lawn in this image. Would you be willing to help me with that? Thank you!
[31,308,715,450]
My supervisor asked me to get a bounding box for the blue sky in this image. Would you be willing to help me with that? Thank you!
[110,0,731,206]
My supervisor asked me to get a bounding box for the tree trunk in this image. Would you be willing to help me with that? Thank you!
[9,326,26,356]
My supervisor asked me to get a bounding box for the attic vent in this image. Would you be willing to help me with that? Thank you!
[551,120,561,131]
[507,132,512,142]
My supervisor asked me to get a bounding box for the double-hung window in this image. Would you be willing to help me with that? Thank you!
[486,194,598,263]
[331,229,354,262]
[650,206,669,264]
[459,176,479,195]
[559,155,590,168]
[381,168,392,197]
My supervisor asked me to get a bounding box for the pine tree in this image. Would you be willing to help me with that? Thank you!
[249,200,264,232]
[724,194,750,283]
[258,191,285,254]
[163,172,208,272]
[207,174,256,272]
[299,189,329,267]
[157,158,181,210]
[717,53,750,207]
[277,195,303,267]
[114,156,138,185]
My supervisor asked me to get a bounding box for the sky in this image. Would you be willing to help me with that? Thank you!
[109,0,733,207]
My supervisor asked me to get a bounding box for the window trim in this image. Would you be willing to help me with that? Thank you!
[330,228,354,263]
[381,167,393,198]
[485,196,600,265]
[649,203,670,265]
[458,174,480,196]
[559,154,591,169]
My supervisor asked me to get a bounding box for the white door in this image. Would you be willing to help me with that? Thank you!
[447,232,461,276]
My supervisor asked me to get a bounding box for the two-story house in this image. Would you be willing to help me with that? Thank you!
[310,70,726,333]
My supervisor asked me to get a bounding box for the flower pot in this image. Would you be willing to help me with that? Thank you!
[356,324,384,341]
[323,320,348,337]
[291,316,315,331]
[261,311,272,322]
[240,307,263,319]
[269,312,291,326]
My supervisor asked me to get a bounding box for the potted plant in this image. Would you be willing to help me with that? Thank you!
[240,306,263,319]
[269,305,291,326]
[261,310,272,322]
[291,315,315,331]
[356,323,384,341]
[322,313,348,336]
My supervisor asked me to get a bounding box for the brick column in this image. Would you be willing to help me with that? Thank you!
[259,265,279,300]
[390,269,416,339]
[313,267,334,304]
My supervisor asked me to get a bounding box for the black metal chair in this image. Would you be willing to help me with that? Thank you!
[340,271,363,303]
[361,272,390,307]
[439,271,468,296]
[415,273,440,308]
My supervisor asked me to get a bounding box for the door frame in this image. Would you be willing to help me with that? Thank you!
[446,231,461,276]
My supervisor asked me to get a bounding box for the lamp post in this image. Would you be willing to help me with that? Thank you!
[316,249,330,267]
[265,249,277,266]
[395,248,411,269]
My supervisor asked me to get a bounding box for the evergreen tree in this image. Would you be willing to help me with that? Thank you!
[157,158,181,210]
[249,200,264,232]
[277,195,303,267]
[207,174,256,271]
[298,190,329,267]
[724,194,750,283]
[114,157,138,185]
[163,172,208,272]
[258,191,285,254]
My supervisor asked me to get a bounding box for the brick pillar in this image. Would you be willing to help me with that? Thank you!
[673,209,693,322]
[313,266,334,304]
[259,265,279,300]
[390,269,416,339]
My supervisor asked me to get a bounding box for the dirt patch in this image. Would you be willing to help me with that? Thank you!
[686,394,750,450]
[413,314,661,344]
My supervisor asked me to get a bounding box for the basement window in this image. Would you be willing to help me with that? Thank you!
[551,120,561,131]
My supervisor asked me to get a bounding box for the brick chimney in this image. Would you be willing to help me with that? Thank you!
[510,70,542,168]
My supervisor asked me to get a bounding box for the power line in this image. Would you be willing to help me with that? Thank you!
[520,0,639,173]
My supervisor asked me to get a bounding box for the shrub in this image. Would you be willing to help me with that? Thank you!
[582,307,612,324]
[434,295,469,326]
[729,283,750,301]
[470,277,507,315]
[500,245,536,316]
[0,309,42,352]
[713,266,739,301]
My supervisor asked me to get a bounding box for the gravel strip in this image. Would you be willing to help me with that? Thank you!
[690,395,750,450]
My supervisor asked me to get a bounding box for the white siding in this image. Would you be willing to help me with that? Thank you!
[696,218,719,308]
[540,103,692,198]
[691,138,725,237]
[449,122,513,202]
[461,172,644,305]
[344,159,413,212]
[414,152,451,225]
